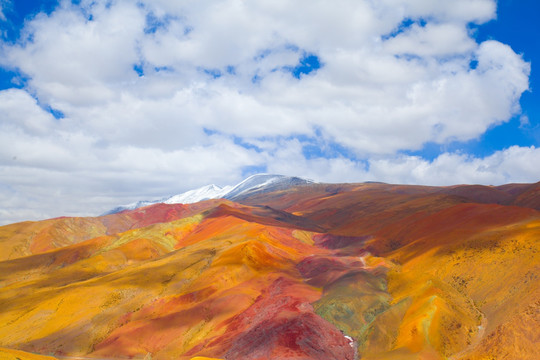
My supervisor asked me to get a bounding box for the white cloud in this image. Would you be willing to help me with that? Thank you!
[0,0,10,21]
[393,0,496,24]
[520,115,530,128]
[0,0,537,224]
[5,0,145,106]
[383,23,476,57]
[266,143,540,186]
[0,90,263,224]
[3,1,528,153]
[0,89,56,135]
[368,146,540,185]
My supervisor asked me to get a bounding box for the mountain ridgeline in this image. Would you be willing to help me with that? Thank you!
[104,174,314,215]
[0,176,539,360]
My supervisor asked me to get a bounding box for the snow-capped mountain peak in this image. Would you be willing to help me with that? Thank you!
[103,174,313,214]
[163,184,232,205]
[223,174,313,200]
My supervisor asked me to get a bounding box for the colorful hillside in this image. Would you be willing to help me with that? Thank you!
[0,181,539,359]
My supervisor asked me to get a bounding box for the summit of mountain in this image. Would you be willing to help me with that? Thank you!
[222,173,314,200]
[104,174,314,215]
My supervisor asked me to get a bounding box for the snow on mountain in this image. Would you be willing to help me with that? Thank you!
[224,174,313,200]
[164,184,232,205]
[103,174,313,215]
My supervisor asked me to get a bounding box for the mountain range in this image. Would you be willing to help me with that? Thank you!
[0,175,539,360]
[104,174,314,214]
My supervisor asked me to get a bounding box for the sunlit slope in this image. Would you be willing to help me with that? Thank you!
[0,200,222,261]
[0,201,363,359]
[237,182,540,359]
[0,347,58,360]
[0,217,108,261]
[1,181,539,359]
[360,203,540,359]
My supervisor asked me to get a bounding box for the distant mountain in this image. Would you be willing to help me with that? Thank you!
[224,174,314,200]
[163,184,232,205]
[104,174,314,215]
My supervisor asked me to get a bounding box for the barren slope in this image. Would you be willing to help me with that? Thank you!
[1,181,538,359]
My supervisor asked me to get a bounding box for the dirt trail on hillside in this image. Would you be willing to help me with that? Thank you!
[448,309,487,360]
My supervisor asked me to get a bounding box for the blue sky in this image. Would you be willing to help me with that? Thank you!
[0,0,539,224]
[474,0,540,151]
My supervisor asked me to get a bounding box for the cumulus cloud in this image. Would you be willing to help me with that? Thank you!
[0,88,263,224]
[367,146,540,185]
[266,142,540,186]
[0,0,536,224]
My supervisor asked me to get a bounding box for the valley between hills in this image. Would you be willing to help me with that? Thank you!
[1,179,539,359]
